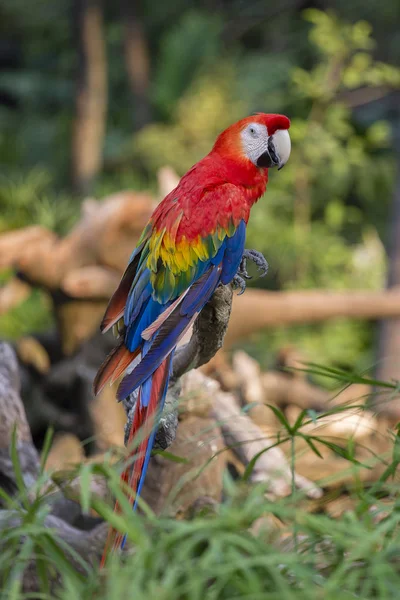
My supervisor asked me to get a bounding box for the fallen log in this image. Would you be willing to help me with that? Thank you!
[226,286,400,346]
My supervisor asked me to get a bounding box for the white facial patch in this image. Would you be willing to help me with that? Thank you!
[241,122,291,169]
[240,122,270,165]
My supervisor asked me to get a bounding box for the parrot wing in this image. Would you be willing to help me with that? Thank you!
[94,183,247,397]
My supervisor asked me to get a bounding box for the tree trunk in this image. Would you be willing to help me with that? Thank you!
[71,0,107,195]
[120,0,151,131]
[375,151,400,417]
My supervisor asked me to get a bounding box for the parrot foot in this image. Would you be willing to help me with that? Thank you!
[232,274,247,295]
[240,249,269,279]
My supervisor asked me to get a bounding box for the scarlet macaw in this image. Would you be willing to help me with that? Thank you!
[93,113,291,562]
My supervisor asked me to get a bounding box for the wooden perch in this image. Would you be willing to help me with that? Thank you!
[0,343,39,495]
[123,281,322,508]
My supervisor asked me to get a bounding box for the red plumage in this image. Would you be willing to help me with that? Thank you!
[150,113,290,243]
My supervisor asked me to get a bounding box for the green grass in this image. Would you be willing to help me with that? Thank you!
[1,372,400,599]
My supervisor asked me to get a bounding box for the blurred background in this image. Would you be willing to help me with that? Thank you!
[0,0,400,433]
[1,4,400,589]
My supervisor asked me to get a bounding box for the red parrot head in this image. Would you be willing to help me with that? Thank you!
[213,113,291,171]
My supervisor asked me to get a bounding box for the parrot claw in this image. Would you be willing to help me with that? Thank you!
[234,249,269,294]
[232,274,247,295]
[237,257,252,280]
[240,249,269,279]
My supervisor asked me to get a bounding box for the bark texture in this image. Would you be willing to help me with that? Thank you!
[72,0,107,195]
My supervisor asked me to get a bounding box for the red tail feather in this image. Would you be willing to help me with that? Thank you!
[100,358,171,567]
[93,343,139,396]
[109,347,140,386]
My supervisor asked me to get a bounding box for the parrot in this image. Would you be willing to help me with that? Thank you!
[93,113,291,564]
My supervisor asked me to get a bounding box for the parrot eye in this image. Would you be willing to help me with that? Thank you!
[249,126,257,136]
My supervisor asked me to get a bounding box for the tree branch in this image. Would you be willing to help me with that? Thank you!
[122,284,321,500]
[172,284,233,380]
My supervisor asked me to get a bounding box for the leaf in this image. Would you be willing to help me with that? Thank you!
[312,436,370,467]
[39,535,86,584]
[35,552,50,596]
[266,404,293,434]
[79,463,92,515]
[152,450,189,464]
[5,537,35,599]
[298,434,323,459]
[292,409,308,433]
[0,486,17,508]
[297,362,398,390]
[10,426,29,509]
[39,427,54,474]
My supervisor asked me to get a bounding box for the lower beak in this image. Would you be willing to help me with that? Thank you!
[256,149,279,169]
[256,136,281,169]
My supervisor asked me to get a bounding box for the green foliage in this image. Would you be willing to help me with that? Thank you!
[135,65,245,175]
[0,288,53,340]
[243,318,374,386]
[152,11,223,119]
[246,10,398,296]
[0,169,78,234]
[0,169,75,339]
[0,427,87,596]
[2,374,400,598]
[133,10,399,370]
[293,10,400,97]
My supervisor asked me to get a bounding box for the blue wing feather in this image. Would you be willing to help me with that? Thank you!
[126,297,168,352]
[117,263,222,399]
[220,220,246,284]
[119,219,246,399]
[124,270,152,326]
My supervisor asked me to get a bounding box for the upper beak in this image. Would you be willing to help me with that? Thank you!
[257,129,291,170]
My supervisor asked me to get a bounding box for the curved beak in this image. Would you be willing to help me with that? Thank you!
[256,129,291,170]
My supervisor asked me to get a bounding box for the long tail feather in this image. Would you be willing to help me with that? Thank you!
[100,354,172,566]
[101,253,141,333]
[93,343,139,396]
